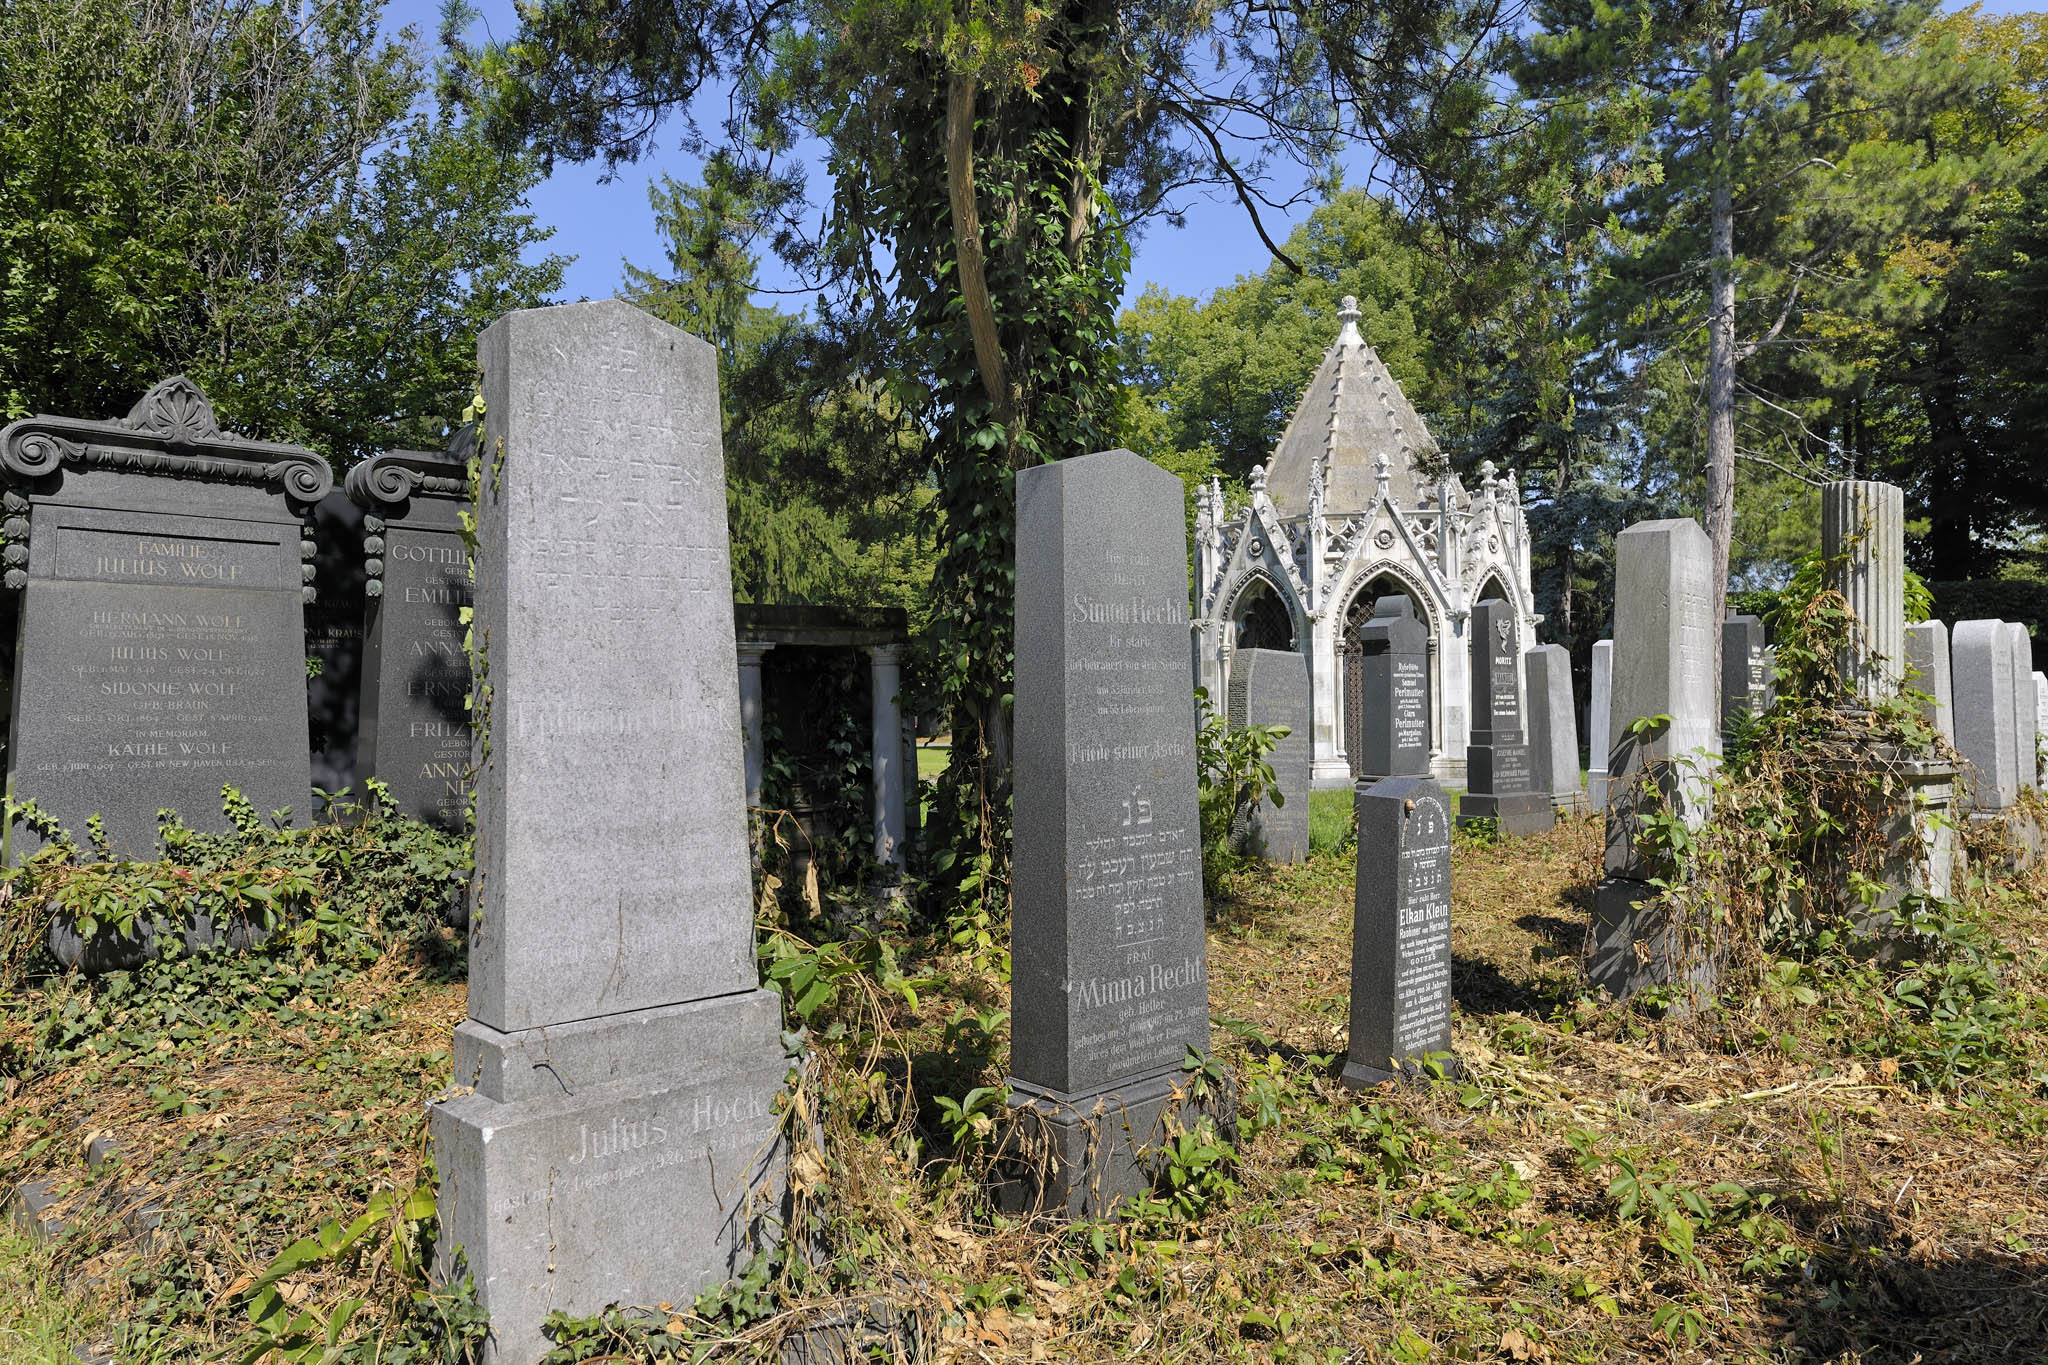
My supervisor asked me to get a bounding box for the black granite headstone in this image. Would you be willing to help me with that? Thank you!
[1352,596,1430,783]
[305,489,366,801]
[1006,448,1228,1217]
[1457,598,1553,836]
[1225,646,1310,863]
[1720,614,1770,741]
[346,450,472,830]
[1344,775,1457,1087]
[0,378,333,859]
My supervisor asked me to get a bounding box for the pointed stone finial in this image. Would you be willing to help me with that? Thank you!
[1337,295,1362,346]
[1479,459,1498,483]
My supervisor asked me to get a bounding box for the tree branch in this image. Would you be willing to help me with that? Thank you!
[945,73,1017,436]
[1164,99,1303,275]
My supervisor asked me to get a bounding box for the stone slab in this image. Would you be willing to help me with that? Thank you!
[1904,621,1954,746]
[1010,449,1209,1102]
[1225,647,1310,863]
[1351,597,1429,782]
[2009,623,2038,790]
[1952,619,2017,811]
[350,452,472,830]
[305,489,365,799]
[1525,644,1585,814]
[1456,788,1553,838]
[452,991,784,1105]
[1466,598,1523,746]
[1720,615,1769,740]
[1588,640,1612,810]
[468,300,756,1033]
[1344,777,1457,1086]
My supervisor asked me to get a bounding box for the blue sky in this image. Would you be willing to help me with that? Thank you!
[386,0,2039,312]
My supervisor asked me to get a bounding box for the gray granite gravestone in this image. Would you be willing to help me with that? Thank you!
[2006,623,2036,791]
[1720,614,1769,741]
[1905,621,1955,746]
[1007,447,1225,1217]
[1456,598,1553,836]
[305,489,366,800]
[428,301,791,1363]
[1226,647,1311,863]
[1587,519,1719,1001]
[347,449,473,831]
[1344,776,1456,1087]
[1588,640,1612,810]
[0,378,332,860]
[1351,597,1430,784]
[1953,620,2017,811]
[1525,644,1585,815]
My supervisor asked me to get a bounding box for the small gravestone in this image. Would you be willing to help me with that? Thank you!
[1456,599,1552,836]
[0,378,332,860]
[2036,673,2048,786]
[305,489,366,801]
[1007,448,1225,1217]
[1351,597,1430,784]
[1720,614,1769,740]
[1588,639,1613,810]
[1344,776,1456,1087]
[428,301,792,1362]
[1226,647,1310,863]
[1905,621,1954,746]
[347,449,473,830]
[1525,644,1585,815]
[1588,519,1719,1000]
[2006,623,2036,791]
[1953,620,2017,811]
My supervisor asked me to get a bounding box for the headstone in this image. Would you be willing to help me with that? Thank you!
[1007,448,1223,1217]
[2036,673,2048,787]
[2005,622,2036,790]
[1343,776,1456,1087]
[1587,519,1719,1000]
[1953,620,2017,811]
[347,448,473,830]
[1225,647,1311,863]
[0,378,332,860]
[1904,621,1954,746]
[1524,644,1586,815]
[1350,597,1430,783]
[1720,614,1769,740]
[1822,480,1905,701]
[1455,598,1553,836]
[428,301,792,1363]
[1588,639,1613,810]
[305,489,366,801]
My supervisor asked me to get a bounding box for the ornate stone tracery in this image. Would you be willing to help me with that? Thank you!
[1193,298,1540,785]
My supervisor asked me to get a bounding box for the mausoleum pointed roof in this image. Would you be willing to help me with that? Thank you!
[1262,297,1452,520]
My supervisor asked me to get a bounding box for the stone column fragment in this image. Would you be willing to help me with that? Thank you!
[1822,480,1906,702]
[867,643,907,869]
[1588,640,1613,811]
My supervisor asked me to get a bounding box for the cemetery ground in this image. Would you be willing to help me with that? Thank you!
[3,809,2048,1362]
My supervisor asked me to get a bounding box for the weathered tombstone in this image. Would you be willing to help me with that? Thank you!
[1351,597,1430,784]
[1525,644,1586,815]
[347,449,473,830]
[0,378,332,860]
[2006,623,2036,790]
[1587,519,1719,1000]
[1823,480,1905,701]
[1456,598,1553,836]
[1344,776,1455,1087]
[1007,447,1223,1216]
[1588,639,1613,811]
[1720,614,1769,740]
[1904,621,1955,746]
[1953,620,2018,811]
[428,301,792,1362]
[305,489,366,801]
[1226,647,1311,863]
[2036,673,2048,786]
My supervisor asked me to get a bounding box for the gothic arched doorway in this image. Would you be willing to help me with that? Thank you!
[1340,575,1434,779]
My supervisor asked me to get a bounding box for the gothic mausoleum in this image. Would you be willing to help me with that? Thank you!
[1192,297,1541,787]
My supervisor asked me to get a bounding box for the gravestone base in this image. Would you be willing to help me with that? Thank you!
[1551,789,1592,818]
[1339,1050,1464,1091]
[49,909,270,975]
[1586,878,1721,1007]
[431,994,794,1364]
[1457,790,1554,838]
[994,1067,1238,1221]
[1968,806,2042,871]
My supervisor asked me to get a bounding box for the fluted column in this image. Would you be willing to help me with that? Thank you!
[867,644,907,870]
[736,641,774,808]
[1822,480,1906,703]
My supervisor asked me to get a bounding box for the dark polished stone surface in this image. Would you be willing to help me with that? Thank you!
[1345,776,1457,1087]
